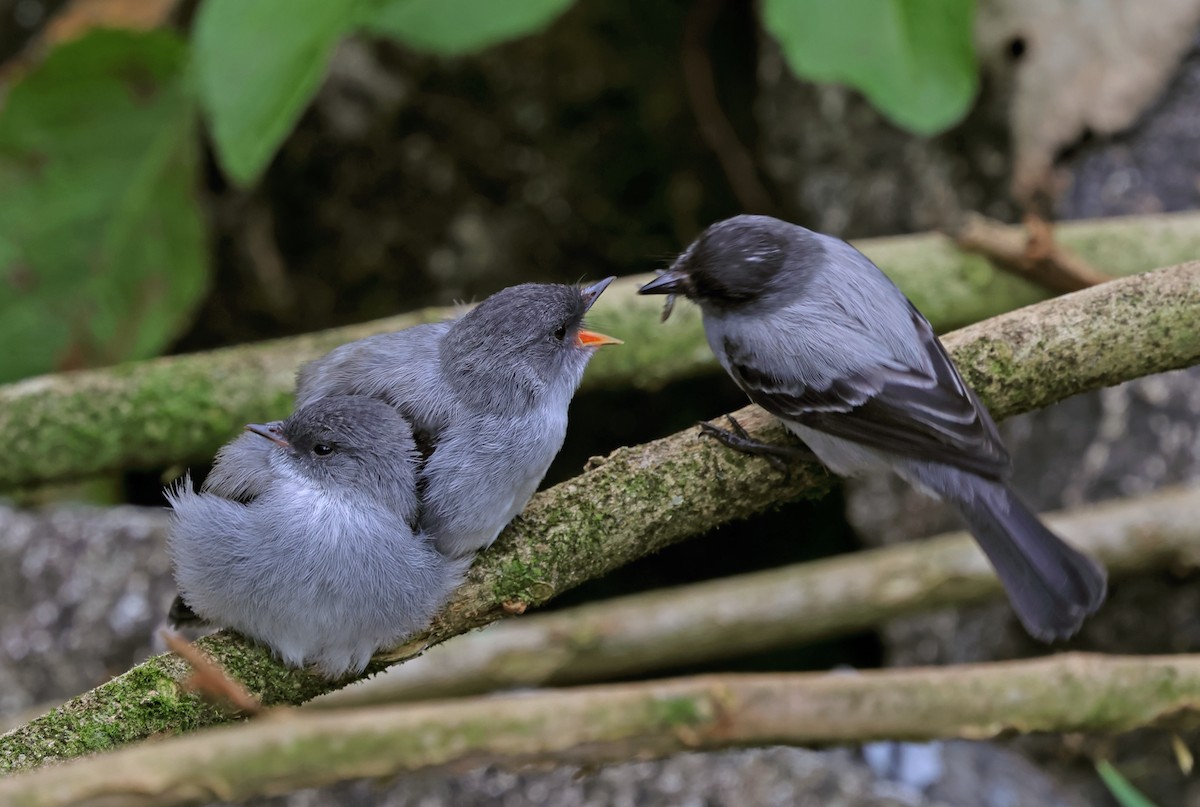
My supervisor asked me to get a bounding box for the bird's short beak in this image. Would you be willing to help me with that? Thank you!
[637,269,690,295]
[245,422,290,449]
[577,277,622,348]
[580,276,616,312]
[576,329,623,348]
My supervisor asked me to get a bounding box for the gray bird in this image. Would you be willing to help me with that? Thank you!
[295,279,622,558]
[638,215,1106,641]
[167,395,468,678]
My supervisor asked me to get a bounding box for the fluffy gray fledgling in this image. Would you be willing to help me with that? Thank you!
[639,215,1107,642]
[167,396,468,678]
[295,279,621,558]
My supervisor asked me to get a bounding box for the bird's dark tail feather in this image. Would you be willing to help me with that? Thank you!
[167,594,207,628]
[950,479,1107,642]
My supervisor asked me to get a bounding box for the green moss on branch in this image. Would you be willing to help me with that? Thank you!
[2,263,1198,774]
[317,484,1200,706]
[4,213,1200,489]
[4,655,1200,806]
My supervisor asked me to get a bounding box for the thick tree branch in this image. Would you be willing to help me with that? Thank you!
[1,263,1197,774]
[317,485,1200,707]
[3,654,1200,806]
[3,212,1200,490]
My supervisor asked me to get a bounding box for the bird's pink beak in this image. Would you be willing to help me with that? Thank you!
[245,422,290,449]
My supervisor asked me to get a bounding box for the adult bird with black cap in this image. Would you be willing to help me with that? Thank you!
[639,215,1107,642]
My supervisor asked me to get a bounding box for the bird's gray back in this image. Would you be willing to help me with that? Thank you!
[295,322,458,436]
[705,236,926,391]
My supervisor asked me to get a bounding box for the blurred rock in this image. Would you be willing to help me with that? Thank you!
[0,503,174,717]
[221,748,956,807]
[1062,29,1200,218]
[866,741,1090,807]
[974,0,1200,204]
[755,37,1016,238]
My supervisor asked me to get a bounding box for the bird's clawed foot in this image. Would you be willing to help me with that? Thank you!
[697,415,814,471]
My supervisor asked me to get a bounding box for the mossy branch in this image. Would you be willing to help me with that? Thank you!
[1,263,1198,774]
[317,485,1200,707]
[4,212,1200,490]
[4,654,1200,807]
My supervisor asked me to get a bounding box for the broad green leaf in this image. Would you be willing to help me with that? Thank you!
[762,0,977,135]
[193,0,362,186]
[359,0,575,54]
[0,29,208,384]
[1096,761,1161,807]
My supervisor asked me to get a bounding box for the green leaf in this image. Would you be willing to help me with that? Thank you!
[358,0,575,54]
[762,0,978,135]
[1096,761,1161,807]
[0,29,208,384]
[193,0,362,186]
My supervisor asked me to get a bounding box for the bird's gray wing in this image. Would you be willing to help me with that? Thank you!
[202,432,275,502]
[296,326,446,406]
[295,325,452,458]
[724,303,1010,479]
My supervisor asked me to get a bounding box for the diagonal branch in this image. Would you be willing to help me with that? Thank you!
[1,263,1197,773]
[315,485,1200,707]
[3,212,1200,490]
[3,654,1200,807]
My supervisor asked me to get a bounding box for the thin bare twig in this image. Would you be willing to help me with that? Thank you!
[160,632,261,716]
[949,211,1114,293]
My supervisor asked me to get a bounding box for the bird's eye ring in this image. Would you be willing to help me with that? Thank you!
[312,443,334,456]
[553,324,568,341]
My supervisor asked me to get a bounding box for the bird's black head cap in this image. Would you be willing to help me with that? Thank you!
[640,215,822,313]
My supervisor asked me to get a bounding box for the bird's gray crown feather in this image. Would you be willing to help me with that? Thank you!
[440,283,596,412]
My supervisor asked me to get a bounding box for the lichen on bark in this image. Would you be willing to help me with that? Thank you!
[2,262,1198,774]
[3,213,1200,490]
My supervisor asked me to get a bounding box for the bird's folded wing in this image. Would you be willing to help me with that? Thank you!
[724,307,1010,479]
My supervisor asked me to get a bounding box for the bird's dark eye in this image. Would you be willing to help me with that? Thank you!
[553,324,568,341]
[312,443,334,456]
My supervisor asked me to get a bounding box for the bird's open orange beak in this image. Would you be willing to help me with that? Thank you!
[576,329,623,348]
